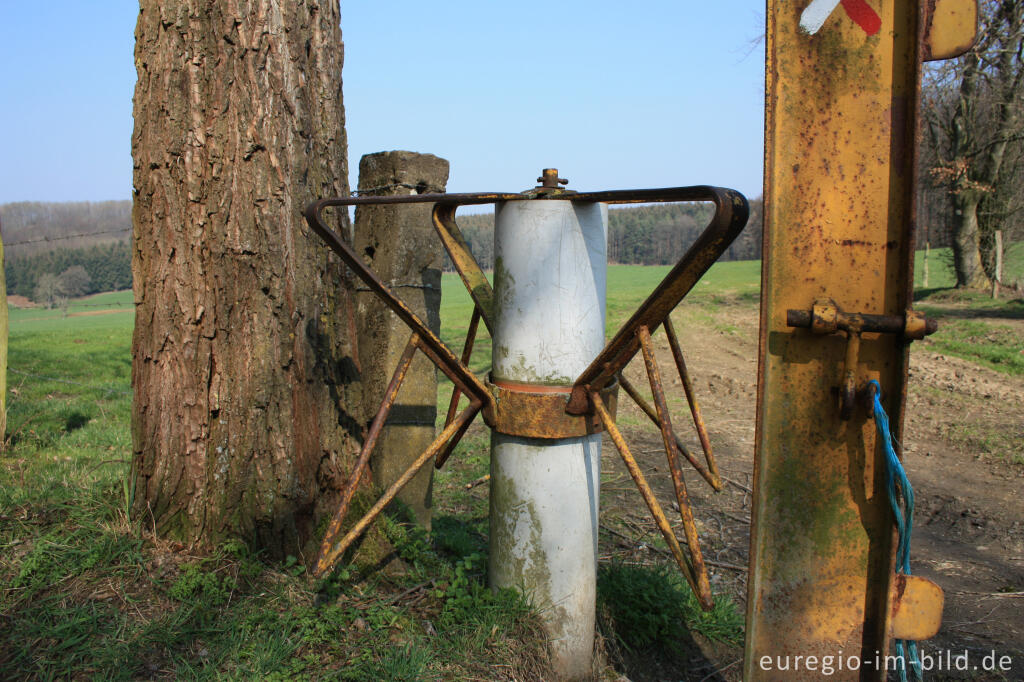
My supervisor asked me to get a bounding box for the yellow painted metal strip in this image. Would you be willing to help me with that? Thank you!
[748,1,926,678]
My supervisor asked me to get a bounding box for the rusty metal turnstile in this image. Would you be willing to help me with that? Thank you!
[305,176,747,677]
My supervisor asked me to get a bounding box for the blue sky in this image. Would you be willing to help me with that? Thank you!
[0,2,765,204]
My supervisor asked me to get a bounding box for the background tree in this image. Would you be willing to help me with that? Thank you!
[131,0,359,560]
[57,266,91,298]
[923,0,1024,288]
[33,273,60,308]
[5,241,132,299]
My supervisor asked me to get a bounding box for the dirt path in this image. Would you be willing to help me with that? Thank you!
[599,299,1024,680]
[68,308,131,317]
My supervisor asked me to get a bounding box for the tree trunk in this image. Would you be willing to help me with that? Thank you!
[938,0,1023,290]
[992,229,1003,298]
[131,0,361,560]
[950,192,991,289]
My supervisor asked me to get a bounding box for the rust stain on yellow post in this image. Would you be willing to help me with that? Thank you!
[747,1,971,679]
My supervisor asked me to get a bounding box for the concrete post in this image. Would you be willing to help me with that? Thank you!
[489,199,608,679]
[993,229,1003,299]
[354,151,448,528]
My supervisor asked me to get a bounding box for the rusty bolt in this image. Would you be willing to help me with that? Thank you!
[537,168,569,189]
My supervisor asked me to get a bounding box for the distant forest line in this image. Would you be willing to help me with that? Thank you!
[5,241,132,299]
[3,193,956,302]
[452,198,765,271]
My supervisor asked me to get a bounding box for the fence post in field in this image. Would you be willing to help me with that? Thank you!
[993,230,1003,299]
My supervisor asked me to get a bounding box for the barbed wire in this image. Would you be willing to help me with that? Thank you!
[5,228,130,248]
[7,368,131,397]
[355,281,438,292]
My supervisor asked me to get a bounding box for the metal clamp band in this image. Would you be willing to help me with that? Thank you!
[485,377,618,439]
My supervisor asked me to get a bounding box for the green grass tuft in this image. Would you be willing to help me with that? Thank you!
[597,561,744,654]
[920,317,1024,375]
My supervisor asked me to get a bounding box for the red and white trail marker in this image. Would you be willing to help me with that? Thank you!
[800,0,882,36]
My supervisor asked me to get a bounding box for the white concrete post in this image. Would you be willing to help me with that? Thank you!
[489,198,608,679]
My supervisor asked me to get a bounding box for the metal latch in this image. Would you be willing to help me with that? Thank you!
[786,299,938,419]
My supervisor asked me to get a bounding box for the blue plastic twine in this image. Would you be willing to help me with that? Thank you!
[867,379,921,682]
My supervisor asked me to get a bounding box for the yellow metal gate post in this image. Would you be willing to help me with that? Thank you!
[748,1,976,679]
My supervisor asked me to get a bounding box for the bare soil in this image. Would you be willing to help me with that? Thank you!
[68,308,131,317]
[6,295,34,308]
[599,299,1024,681]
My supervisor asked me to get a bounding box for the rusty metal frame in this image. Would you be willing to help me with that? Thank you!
[437,305,483,469]
[566,187,748,412]
[592,391,712,607]
[306,185,748,424]
[617,372,719,490]
[315,400,482,575]
[433,205,495,331]
[486,377,619,439]
[662,317,720,488]
[303,183,748,583]
[304,198,494,414]
[637,325,713,607]
[313,331,420,575]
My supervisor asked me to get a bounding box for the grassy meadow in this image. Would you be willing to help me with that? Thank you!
[2,245,1021,679]
[1,261,756,680]
[913,243,1024,375]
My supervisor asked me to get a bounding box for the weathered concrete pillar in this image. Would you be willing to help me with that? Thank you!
[354,151,448,528]
[489,199,608,679]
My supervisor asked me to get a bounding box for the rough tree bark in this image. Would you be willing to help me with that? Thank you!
[950,193,987,289]
[131,0,361,559]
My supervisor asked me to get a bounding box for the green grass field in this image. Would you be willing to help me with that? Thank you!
[9,290,134,333]
[913,245,1024,375]
[2,265,755,680]
[2,247,1020,679]
[440,258,763,374]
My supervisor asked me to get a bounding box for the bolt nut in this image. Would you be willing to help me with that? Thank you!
[537,168,568,189]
